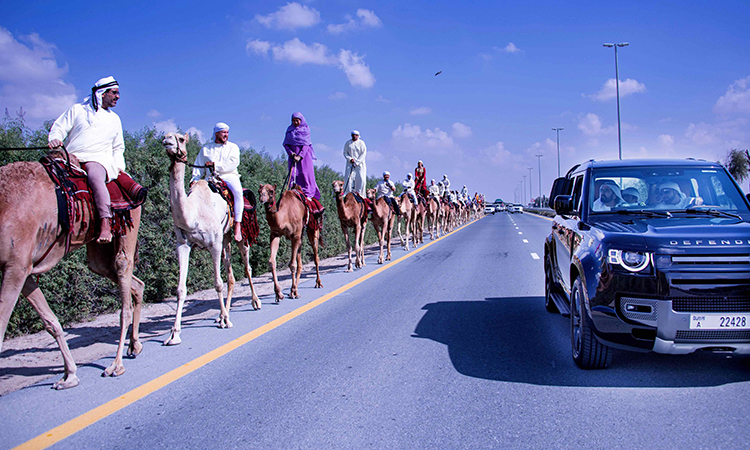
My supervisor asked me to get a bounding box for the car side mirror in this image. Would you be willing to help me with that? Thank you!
[554,195,574,215]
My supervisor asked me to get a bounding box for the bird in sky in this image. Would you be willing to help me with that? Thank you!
[435,71,442,76]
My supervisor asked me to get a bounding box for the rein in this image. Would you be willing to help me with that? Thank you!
[1,145,72,171]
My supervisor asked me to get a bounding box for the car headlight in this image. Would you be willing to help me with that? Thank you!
[608,249,651,272]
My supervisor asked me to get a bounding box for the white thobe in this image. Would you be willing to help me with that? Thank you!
[191,141,243,221]
[375,179,396,199]
[48,103,125,181]
[402,178,417,204]
[428,184,440,198]
[461,187,468,200]
[442,177,451,193]
[343,139,367,196]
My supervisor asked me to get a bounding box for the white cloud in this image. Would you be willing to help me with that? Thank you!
[589,78,646,101]
[368,150,384,162]
[247,38,375,88]
[0,27,76,125]
[451,122,472,138]
[186,126,205,143]
[685,119,748,147]
[255,2,321,30]
[153,119,179,134]
[502,42,520,53]
[147,109,162,118]
[328,91,347,100]
[480,42,522,60]
[578,113,603,135]
[657,134,674,148]
[260,113,272,123]
[327,9,382,34]
[314,142,333,152]
[246,39,271,57]
[409,107,432,115]
[714,75,750,115]
[375,95,390,103]
[391,123,456,152]
[482,141,511,165]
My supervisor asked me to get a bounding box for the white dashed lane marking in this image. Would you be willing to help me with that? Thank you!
[530,253,540,260]
[523,239,529,243]
[518,232,523,235]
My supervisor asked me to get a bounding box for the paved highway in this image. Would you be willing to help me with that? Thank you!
[2,212,750,449]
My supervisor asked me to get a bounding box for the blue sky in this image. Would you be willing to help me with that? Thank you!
[2,0,750,202]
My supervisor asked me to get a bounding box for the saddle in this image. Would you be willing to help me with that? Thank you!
[207,178,260,245]
[289,186,324,231]
[39,153,147,245]
[350,191,373,216]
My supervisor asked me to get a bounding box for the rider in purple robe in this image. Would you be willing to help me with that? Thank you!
[284,112,321,200]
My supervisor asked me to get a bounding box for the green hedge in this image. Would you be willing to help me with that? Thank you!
[1,116,388,337]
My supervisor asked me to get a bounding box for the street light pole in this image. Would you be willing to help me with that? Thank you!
[535,154,543,207]
[528,167,533,205]
[522,175,527,205]
[552,127,563,176]
[603,42,629,160]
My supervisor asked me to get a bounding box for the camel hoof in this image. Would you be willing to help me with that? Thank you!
[163,330,182,346]
[252,297,261,310]
[102,363,125,377]
[127,340,143,358]
[315,282,323,289]
[345,268,353,273]
[52,374,80,390]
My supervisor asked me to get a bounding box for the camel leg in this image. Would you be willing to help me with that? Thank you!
[239,240,260,310]
[102,245,135,377]
[128,276,145,357]
[357,221,366,268]
[342,224,353,272]
[308,228,323,289]
[288,235,302,298]
[376,225,385,264]
[17,275,79,389]
[0,267,29,356]
[269,235,284,302]
[164,243,191,345]
[210,243,230,329]
[218,242,234,329]
[386,220,393,261]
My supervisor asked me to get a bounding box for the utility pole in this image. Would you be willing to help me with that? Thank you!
[603,42,629,160]
[552,127,563,176]
[535,154,543,207]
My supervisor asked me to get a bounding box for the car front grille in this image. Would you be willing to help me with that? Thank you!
[672,297,750,313]
[671,254,750,266]
[675,330,750,341]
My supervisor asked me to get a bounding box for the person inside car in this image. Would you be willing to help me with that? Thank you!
[621,187,641,205]
[592,181,623,211]
[653,181,702,209]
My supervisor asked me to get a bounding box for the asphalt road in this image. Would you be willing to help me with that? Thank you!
[2,212,750,449]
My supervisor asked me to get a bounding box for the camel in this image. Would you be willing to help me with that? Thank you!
[414,198,427,245]
[258,183,322,301]
[366,189,396,264]
[0,151,144,389]
[396,193,417,250]
[332,180,367,272]
[162,132,259,346]
[425,196,442,240]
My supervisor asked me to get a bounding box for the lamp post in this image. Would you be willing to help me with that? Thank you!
[528,167,533,205]
[535,154,543,207]
[552,127,563,176]
[603,42,629,160]
[522,175,527,205]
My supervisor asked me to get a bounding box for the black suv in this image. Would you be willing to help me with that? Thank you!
[544,159,750,369]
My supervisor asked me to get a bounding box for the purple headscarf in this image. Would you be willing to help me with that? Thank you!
[284,112,312,146]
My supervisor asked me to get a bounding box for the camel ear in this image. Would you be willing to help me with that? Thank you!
[184,133,190,143]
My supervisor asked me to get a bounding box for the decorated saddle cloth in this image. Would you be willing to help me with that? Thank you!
[39,153,147,241]
[206,178,260,245]
[350,191,372,215]
[289,186,324,231]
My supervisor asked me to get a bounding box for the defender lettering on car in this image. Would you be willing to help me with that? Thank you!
[544,158,750,369]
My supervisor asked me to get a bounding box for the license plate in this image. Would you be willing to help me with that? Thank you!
[690,314,750,330]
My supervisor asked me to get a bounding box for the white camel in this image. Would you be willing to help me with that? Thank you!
[162,132,259,346]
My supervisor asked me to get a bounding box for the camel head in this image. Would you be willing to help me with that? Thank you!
[332,180,345,196]
[258,184,277,205]
[162,132,189,162]
[366,188,376,200]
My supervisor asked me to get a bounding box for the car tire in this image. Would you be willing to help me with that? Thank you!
[544,256,559,313]
[570,277,612,369]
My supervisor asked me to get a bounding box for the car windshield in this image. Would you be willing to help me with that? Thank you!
[588,166,750,215]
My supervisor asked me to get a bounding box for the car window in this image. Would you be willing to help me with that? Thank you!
[588,166,749,213]
[571,175,584,212]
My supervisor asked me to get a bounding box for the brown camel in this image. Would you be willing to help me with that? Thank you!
[425,196,442,240]
[258,184,322,301]
[366,189,396,264]
[396,193,417,250]
[0,152,144,389]
[162,133,260,346]
[332,180,367,272]
[414,198,427,245]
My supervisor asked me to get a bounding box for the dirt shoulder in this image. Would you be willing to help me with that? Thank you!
[0,243,386,396]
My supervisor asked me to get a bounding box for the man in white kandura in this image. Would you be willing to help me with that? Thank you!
[48,76,124,243]
[402,173,417,206]
[428,179,440,198]
[343,130,367,196]
[191,122,244,241]
[441,174,451,199]
[375,171,401,215]
[460,185,469,202]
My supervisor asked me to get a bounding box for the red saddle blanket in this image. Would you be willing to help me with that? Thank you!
[40,155,147,240]
[289,186,324,231]
[208,178,260,246]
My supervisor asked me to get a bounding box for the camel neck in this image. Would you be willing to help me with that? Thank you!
[169,159,194,227]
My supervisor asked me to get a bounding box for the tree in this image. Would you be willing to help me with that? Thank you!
[723,148,750,183]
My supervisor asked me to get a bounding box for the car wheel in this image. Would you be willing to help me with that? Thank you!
[570,277,612,369]
[544,256,559,313]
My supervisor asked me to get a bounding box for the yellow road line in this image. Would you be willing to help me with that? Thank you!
[524,211,554,222]
[15,218,480,450]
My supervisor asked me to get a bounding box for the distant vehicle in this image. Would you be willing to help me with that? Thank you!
[495,204,506,213]
[545,158,750,369]
[484,205,495,214]
[510,204,523,213]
